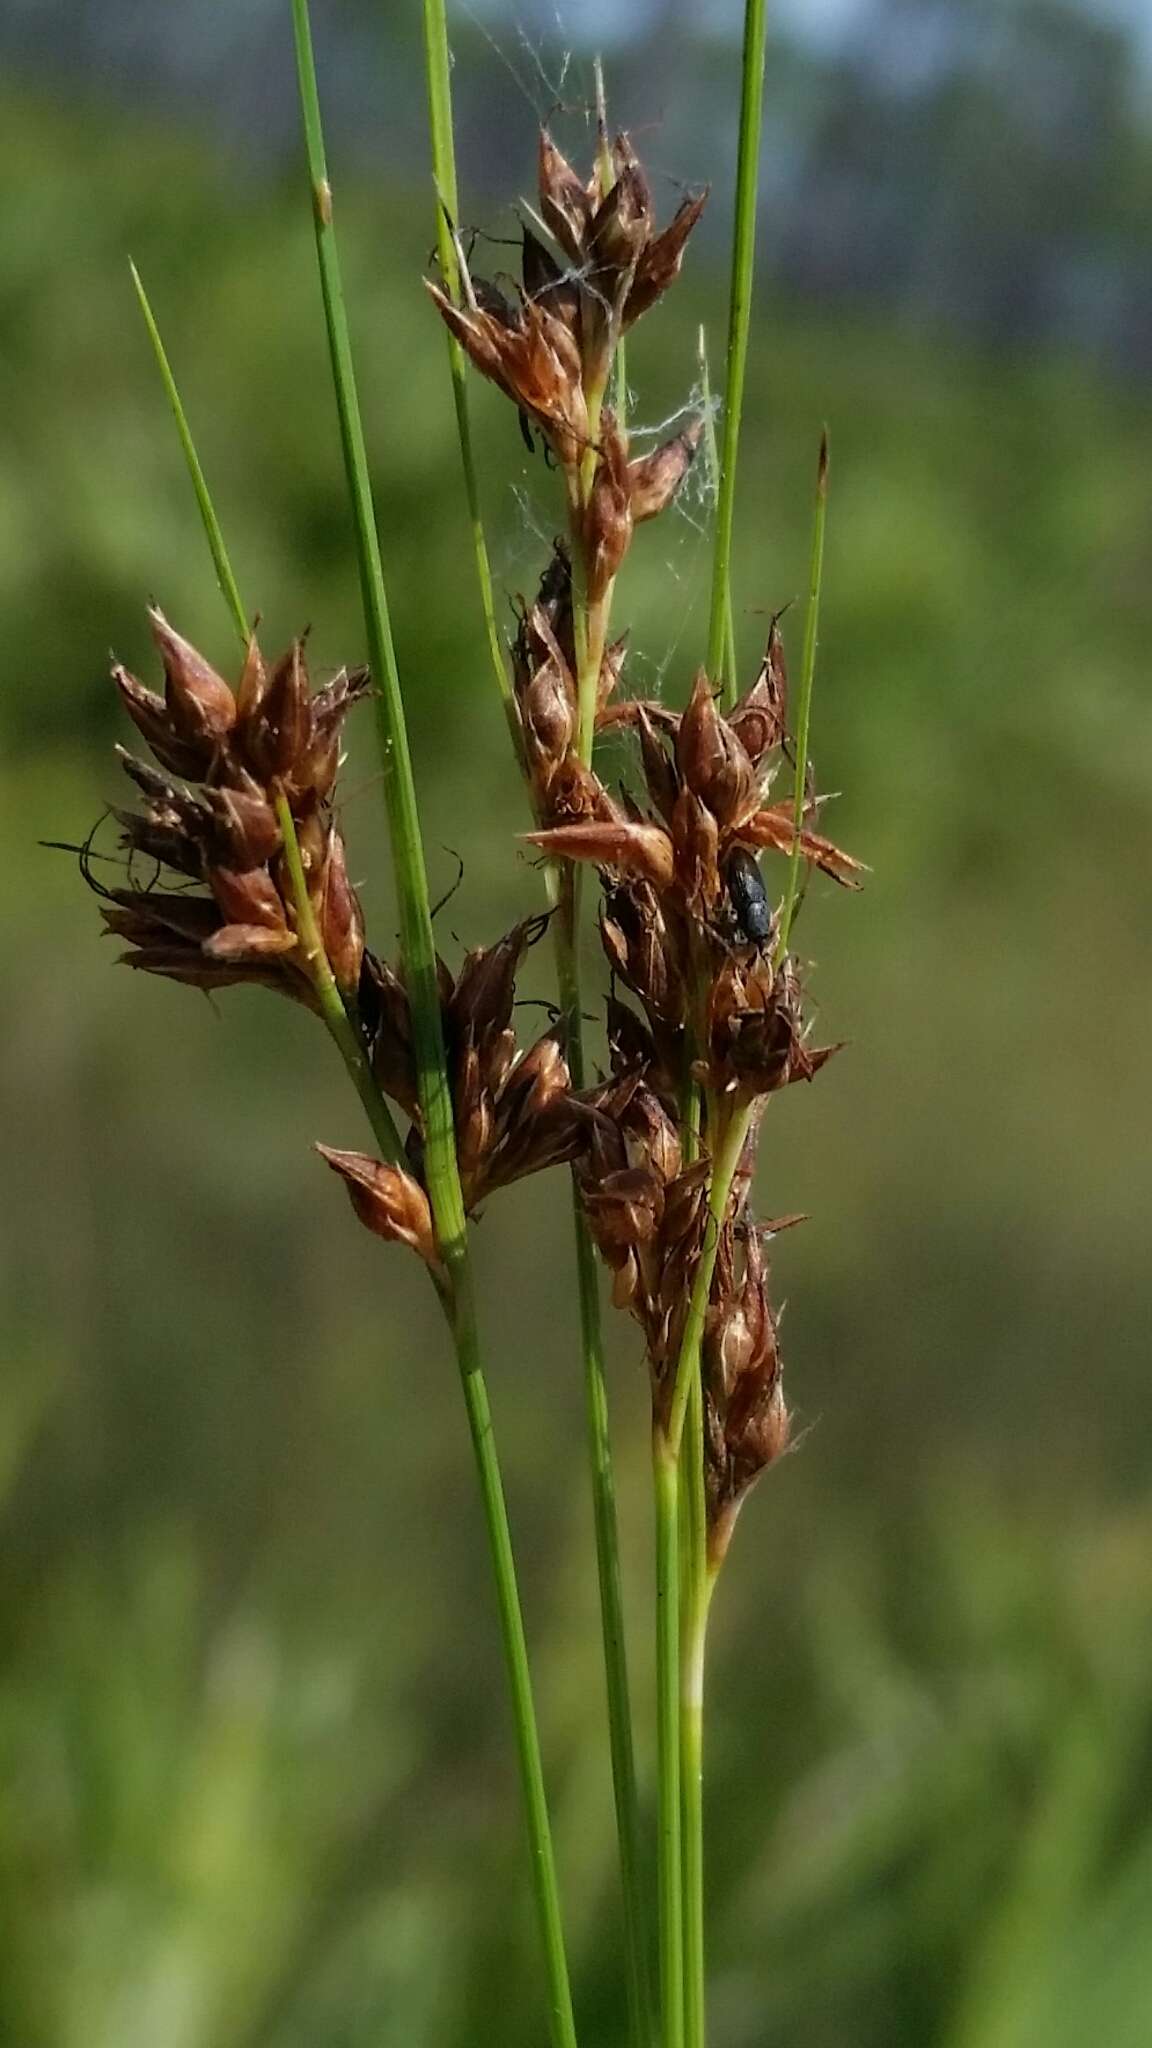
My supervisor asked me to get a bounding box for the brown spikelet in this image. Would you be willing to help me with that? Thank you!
[676,670,760,835]
[525,818,676,891]
[316,1146,443,1273]
[742,803,866,885]
[97,613,370,1012]
[623,190,708,327]
[730,617,789,764]
[148,606,237,747]
[627,419,703,523]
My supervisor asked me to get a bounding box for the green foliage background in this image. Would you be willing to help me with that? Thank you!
[2,59,1151,2048]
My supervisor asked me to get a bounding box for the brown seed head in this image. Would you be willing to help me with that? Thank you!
[316,1146,443,1273]
[112,664,212,781]
[583,411,633,602]
[318,829,365,996]
[704,1226,792,1564]
[627,419,703,524]
[101,613,369,1012]
[149,606,237,749]
[623,189,708,328]
[676,670,760,836]
[730,617,789,765]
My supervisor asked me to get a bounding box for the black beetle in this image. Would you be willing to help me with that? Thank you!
[724,847,773,947]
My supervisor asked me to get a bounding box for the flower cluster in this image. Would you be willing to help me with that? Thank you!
[92,112,859,1564]
[430,123,706,827]
[427,130,706,475]
[429,120,860,1549]
[530,627,858,1543]
[98,608,367,1003]
[96,613,589,1286]
[320,915,583,1277]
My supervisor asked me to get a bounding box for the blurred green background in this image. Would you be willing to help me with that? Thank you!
[3,1,1152,2043]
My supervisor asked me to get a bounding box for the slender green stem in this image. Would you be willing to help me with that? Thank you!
[564,380,653,2048]
[556,877,654,2048]
[677,993,709,2046]
[129,262,249,646]
[679,1361,707,2040]
[667,1107,753,1462]
[776,431,829,963]
[707,0,768,706]
[681,1561,715,2048]
[292,0,456,1225]
[292,10,576,2042]
[418,18,649,2040]
[697,327,736,697]
[594,68,629,429]
[273,791,405,1167]
[457,1358,577,2048]
[128,262,405,1166]
[654,1427,684,2048]
[568,453,613,762]
[419,0,511,731]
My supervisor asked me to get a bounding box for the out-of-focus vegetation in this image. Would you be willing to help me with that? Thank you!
[2,48,1152,2048]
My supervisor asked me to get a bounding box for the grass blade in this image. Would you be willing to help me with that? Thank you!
[129,261,248,646]
[127,260,404,1166]
[707,0,768,706]
[419,15,652,2043]
[777,429,829,960]
[420,0,512,729]
[698,324,737,697]
[290,9,578,2043]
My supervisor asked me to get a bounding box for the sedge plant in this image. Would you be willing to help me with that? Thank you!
[81,4,858,2043]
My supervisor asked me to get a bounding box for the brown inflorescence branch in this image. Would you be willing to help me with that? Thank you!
[428,121,861,1555]
[101,608,367,1002]
[96,611,589,1294]
[535,642,856,1549]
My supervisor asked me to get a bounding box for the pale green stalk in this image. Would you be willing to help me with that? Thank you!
[418,15,651,2042]
[688,13,771,2016]
[707,0,768,706]
[776,431,829,963]
[591,58,629,426]
[129,262,249,646]
[697,326,736,697]
[654,1099,750,2048]
[672,437,829,2044]
[654,1426,684,2048]
[667,1108,752,1465]
[291,8,576,2043]
[680,1563,715,2048]
[676,1049,708,2048]
[128,262,405,1172]
[272,790,409,1168]
[419,0,511,734]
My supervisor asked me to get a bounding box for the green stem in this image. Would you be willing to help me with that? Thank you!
[557,877,654,2048]
[129,262,248,646]
[667,1106,754,1462]
[419,0,511,734]
[654,1426,684,2048]
[568,461,613,763]
[292,11,576,2043]
[593,69,628,427]
[418,18,649,2039]
[128,262,406,1167]
[681,1563,715,2048]
[776,431,829,963]
[707,0,768,706]
[697,326,736,698]
[457,1357,577,2048]
[677,1000,709,2045]
[274,791,404,1168]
